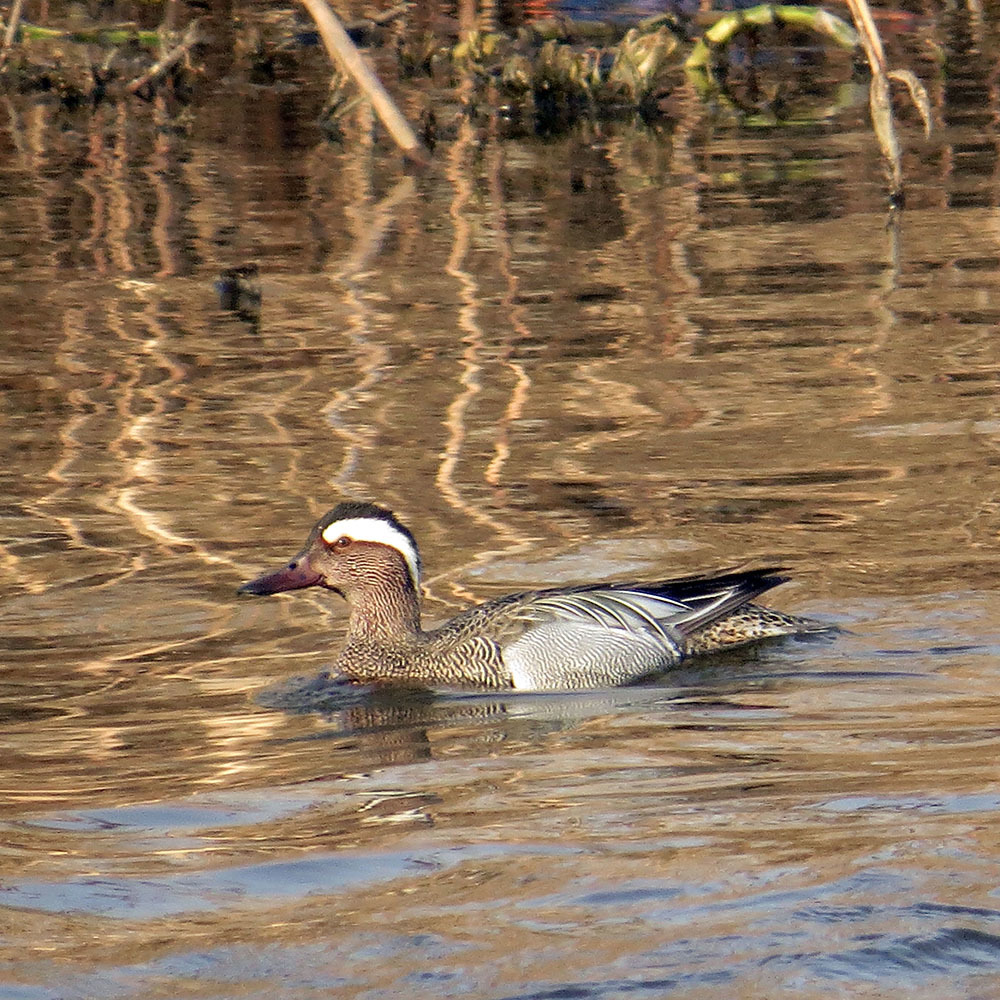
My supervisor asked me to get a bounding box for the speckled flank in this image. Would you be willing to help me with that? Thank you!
[239,502,832,691]
[683,605,822,656]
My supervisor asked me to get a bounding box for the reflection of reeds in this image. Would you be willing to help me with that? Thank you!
[438,117,505,571]
[431,115,541,602]
[483,128,532,490]
[322,163,412,493]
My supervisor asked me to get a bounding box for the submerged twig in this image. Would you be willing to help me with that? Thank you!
[298,0,430,166]
[126,18,201,94]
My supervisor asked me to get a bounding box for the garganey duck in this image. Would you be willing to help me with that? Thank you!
[238,501,828,691]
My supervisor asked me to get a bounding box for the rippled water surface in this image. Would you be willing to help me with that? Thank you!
[4,2,1000,997]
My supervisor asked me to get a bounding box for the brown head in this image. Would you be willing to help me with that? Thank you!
[238,502,423,636]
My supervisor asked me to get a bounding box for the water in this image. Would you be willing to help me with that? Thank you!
[3,3,1000,997]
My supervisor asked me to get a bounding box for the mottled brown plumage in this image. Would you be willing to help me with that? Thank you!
[238,502,830,691]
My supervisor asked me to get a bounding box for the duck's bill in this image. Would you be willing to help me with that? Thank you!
[238,558,321,595]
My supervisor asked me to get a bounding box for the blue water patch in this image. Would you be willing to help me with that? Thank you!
[0,842,578,920]
[815,793,1000,815]
[0,852,416,919]
[0,985,57,1000]
[807,925,1000,982]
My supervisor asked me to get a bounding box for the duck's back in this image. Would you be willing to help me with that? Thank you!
[420,568,807,691]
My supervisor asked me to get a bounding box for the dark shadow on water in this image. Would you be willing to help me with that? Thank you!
[872,644,991,657]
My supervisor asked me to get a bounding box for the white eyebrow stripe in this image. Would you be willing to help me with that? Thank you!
[321,517,421,588]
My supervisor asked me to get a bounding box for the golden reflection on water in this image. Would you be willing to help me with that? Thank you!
[4,17,1000,995]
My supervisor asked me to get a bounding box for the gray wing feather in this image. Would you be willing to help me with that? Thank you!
[525,588,693,635]
[591,591,678,641]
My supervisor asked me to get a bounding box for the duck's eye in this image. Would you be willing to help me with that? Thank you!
[332,535,352,549]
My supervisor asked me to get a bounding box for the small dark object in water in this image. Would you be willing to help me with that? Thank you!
[215,263,261,322]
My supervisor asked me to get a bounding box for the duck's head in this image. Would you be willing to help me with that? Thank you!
[237,501,421,600]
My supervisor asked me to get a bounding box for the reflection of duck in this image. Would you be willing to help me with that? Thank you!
[239,502,829,691]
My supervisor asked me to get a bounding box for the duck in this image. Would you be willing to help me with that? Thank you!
[237,501,829,691]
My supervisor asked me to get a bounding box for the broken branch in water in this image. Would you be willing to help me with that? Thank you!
[0,0,26,70]
[298,0,431,167]
[842,0,931,205]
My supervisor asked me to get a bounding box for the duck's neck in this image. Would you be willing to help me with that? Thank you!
[345,580,422,645]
